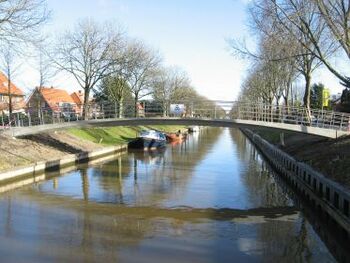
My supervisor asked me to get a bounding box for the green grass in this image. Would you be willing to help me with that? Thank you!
[253,129,294,144]
[67,125,186,146]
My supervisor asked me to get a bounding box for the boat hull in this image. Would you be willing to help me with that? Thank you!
[128,137,166,150]
[166,133,183,142]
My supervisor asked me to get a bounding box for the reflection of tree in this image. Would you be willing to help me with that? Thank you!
[289,218,312,262]
[81,169,89,202]
[230,129,291,207]
[90,155,131,204]
[86,128,224,206]
[229,128,341,261]
[53,178,58,189]
[9,185,155,262]
[5,196,12,237]
[125,128,224,205]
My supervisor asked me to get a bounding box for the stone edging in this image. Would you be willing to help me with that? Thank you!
[0,144,127,184]
[242,128,350,232]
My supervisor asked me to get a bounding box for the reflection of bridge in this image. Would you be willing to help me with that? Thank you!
[2,101,350,138]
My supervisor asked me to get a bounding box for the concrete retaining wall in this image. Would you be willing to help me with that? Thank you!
[0,144,127,184]
[243,129,350,232]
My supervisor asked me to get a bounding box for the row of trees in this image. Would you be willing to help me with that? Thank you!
[231,0,350,113]
[0,0,214,120]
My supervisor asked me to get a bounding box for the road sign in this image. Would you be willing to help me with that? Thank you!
[170,104,185,115]
[322,88,330,107]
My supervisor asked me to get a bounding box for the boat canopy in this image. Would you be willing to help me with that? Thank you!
[139,130,166,140]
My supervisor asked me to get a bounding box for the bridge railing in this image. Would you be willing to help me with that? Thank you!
[232,102,350,131]
[0,100,349,132]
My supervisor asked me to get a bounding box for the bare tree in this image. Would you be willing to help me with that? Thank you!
[152,66,190,116]
[0,0,49,47]
[0,44,20,119]
[266,0,349,88]
[231,0,328,115]
[37,49,53,88]
[106,40,139,118]
[53,19,124,119]
[97,75,132,118]
[126,40,161,117]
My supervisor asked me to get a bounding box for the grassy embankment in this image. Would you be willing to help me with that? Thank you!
[67,125,186,146]
[250,128,350,189]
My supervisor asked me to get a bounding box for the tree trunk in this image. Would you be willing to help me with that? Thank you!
[269,98,273,122]
[134,95,138,117]
[7,73,12,121]
[118,98,123,118]
[82,88,90,120]
[303,72,312,121]
[163,101,168,117]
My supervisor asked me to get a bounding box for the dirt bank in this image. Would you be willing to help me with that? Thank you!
[0,125,186,173]
[252,128,350,190]
[0,132,102,172]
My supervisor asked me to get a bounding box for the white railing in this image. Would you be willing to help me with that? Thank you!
[0,100,349,132]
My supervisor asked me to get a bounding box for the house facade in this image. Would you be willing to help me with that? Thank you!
[70,90,84,116]
[27,87,77,117]
[0,72,26,114]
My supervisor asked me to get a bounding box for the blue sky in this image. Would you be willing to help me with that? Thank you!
[16,0,346,100]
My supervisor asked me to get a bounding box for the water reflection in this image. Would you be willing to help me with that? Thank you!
[0,128,339,262]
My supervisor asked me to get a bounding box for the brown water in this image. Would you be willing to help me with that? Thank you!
[0,128,339,262]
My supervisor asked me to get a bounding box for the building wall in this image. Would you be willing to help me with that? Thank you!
[0,93,26,112]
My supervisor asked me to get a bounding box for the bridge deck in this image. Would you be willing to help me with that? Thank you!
[2,118,348,138]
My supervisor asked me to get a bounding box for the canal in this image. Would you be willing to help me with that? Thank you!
[0,128,341,262]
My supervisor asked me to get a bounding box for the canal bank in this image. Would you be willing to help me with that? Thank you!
[241,129,350,236]
[252,128,350,190]
[0,125,185,179]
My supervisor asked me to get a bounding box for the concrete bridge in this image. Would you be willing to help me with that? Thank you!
[2,117,349,138]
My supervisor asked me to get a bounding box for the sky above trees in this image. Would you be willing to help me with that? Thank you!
[14,0,348,100]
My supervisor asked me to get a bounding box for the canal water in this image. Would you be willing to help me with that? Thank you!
[0,128,339,262]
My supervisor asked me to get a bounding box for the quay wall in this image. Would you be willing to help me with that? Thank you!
[0,145,127,184]
[242,129,350,233]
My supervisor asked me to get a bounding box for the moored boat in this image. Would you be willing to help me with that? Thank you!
[188,126,200,133]
[166,131,187,142]
[128,130,166,150]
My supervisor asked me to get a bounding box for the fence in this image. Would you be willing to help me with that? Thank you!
[1,100,350,132]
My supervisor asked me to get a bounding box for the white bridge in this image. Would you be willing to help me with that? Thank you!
[1,101,349,138]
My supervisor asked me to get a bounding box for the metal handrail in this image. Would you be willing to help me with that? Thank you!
[1,100,349,132]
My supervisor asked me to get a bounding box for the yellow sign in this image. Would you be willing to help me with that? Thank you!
[322,88,330,107]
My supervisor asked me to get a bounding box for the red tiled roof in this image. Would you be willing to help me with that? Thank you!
[0,72,24,96]
[70,91,84,105]
[39,87,75,109]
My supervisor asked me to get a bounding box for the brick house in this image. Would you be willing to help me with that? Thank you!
[0,72,26,114]
[27,87,77,117]
[70,90,84,116]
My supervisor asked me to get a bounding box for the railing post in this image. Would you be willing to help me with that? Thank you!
[42,110,45,125]
[28,111,31,126]
[1,112,4,129]
[102,104,104,119]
